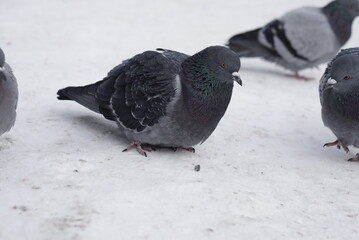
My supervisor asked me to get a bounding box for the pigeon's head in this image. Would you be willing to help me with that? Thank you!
[325,48,359,91]
[337,0,359,17]
[187,46,242,87]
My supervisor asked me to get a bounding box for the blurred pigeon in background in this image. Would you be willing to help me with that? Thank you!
[57,46,242,156]
[0,48,18,137]
[319,48,359,161]
[228,0,359,80]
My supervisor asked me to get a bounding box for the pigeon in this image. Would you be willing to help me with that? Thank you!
[57,46,242,156]
[0,48,18,137]
[320,48,359,161]
[227,0,359,79]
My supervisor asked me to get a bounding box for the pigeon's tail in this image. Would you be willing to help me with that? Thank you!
[57,81,103,114]
[227,28,277,58]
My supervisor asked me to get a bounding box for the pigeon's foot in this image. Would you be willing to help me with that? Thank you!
[182,147,196,153]
[348,154,359,162]
[122,142,155,157]
[286,72,314,81]
[323,140,349,153]
[170,147,196,153]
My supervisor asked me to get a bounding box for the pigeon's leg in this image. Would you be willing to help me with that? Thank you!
[122,142,154,157]
[141,144,157,152]
[323,140,349,153]
[348,154,359,162]
[286,72,314,81]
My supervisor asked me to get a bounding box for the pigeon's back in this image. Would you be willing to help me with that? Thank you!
[257,6,340,71]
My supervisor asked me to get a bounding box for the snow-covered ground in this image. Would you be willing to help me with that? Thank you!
[1,0,359,239]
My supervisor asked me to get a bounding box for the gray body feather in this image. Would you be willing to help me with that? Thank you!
[58,46,241,148]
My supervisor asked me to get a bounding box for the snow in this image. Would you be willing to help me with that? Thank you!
[1,0,359,239]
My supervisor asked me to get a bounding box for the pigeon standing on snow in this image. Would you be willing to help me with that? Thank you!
[0,48,18,137]
[57,46,242,156]
[320,48,359,161]
[227,0,359,79]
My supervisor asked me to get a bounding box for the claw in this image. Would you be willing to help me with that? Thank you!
[122,142,154,157]
[170,147,178,152]
[169,147,195,153]
[343,146,350,154]
[182,147,195,153]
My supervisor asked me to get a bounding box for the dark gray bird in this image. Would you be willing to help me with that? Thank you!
[57,46,242,156]
[320,48,359,161]
[0,48,18,137]
[228,0,359,80]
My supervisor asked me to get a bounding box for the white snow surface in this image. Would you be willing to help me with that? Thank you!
[1,0,359,239]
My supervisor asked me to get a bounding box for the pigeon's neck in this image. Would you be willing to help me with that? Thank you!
[182,62,222,96]
[322,2,355,45]
[181,59,233,123]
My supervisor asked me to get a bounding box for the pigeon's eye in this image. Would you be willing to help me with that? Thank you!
[343,75,351,80]
[220,63,227,68]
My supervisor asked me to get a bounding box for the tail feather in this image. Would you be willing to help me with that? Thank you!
[57,81,103,113]
[227,28,278,58]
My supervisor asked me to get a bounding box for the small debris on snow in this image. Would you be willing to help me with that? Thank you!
[12,206,28,212]
[194,165,201,172]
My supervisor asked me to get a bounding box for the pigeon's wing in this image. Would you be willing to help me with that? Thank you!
[95,50,182,132]
[3,63,18,109]
[319,70,330,106]
[258,7,338,66]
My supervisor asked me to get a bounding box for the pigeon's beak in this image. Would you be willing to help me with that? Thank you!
[327,78,337,86]
[232,72,242,86]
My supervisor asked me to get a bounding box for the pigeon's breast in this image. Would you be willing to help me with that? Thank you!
[0,65,18,135]
[322,88,359,147]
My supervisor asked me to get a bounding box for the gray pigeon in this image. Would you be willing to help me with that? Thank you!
[0,48,18,137]
[227,0,359,79]
[320,48,359,161]
[57,46,242,156]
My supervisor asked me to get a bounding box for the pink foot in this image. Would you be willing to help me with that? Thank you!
[323,140,349,153]
[122,142,154,157]
[286,72,314,81]
[182,147,196,153]
[348,154,359,162]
